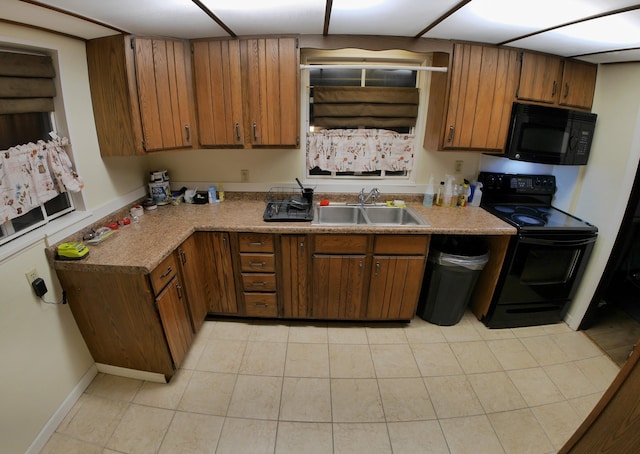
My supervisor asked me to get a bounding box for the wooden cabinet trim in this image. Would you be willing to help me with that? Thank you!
[313,234,369,254]
[374,235,429,255]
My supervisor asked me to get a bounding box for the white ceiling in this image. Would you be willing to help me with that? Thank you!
[3,0,640,64]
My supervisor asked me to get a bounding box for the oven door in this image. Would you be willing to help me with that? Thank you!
[502,233,596,301]
[486,232,597,328]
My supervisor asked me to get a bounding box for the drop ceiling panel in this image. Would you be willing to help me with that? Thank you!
[424,0,640,44]
[578,49,640,64]
[3,0,118,40]
[36,0,229,39]
[509,9,640,57]
[328,0,461,36]
[199,0,326,35]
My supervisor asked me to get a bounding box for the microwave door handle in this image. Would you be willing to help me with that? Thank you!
[519,236,596,247]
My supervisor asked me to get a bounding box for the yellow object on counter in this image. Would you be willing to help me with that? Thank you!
[385,200,407,208]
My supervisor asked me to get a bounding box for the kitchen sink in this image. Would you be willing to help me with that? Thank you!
[312,204,428,226]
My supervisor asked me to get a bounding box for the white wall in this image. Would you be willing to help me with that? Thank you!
[0,23,148,453]
[563,63,640,329]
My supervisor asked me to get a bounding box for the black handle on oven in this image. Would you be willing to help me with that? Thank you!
[518,235,597,247]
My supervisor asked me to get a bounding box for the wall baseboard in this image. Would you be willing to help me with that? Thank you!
[25,364,98,454]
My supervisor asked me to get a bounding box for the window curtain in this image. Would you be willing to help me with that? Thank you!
[306,129,414,172]
[0,136,83,222]
[0,51,56,114]
[313,86,419,128]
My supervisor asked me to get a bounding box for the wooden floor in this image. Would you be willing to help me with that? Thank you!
[584,305,640,367]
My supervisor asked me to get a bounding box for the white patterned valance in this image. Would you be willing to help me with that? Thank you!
[0,136,83,222]
[306,129,414,173]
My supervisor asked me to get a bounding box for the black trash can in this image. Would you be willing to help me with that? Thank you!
[417,236,489,326]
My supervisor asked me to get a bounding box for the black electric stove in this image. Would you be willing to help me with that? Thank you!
[477,172,598,328]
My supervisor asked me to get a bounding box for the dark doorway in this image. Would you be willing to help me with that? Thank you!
[581,159,640,363]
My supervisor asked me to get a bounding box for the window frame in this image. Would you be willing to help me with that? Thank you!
[302,48,429,184]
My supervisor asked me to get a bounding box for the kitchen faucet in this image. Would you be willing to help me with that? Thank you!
[358,187,381,205]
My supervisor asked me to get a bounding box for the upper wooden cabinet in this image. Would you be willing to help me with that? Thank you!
[192,37,300,148]
[425,43,520,152]
[86,35,195,156]
[517,52,597,110]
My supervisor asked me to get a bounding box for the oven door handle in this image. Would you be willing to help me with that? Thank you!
[518,236,597,247]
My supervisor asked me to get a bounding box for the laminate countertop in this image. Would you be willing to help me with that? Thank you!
[51,198,516,274]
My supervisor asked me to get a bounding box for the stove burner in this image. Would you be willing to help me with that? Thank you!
[494,205,515,213]
[511,213,546,226]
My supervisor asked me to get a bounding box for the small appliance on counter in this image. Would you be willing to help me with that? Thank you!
[478,172,598,328]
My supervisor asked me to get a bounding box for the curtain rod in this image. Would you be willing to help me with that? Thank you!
[300,64,447,72]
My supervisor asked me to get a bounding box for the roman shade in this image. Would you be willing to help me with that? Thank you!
[0,51,56,114]
[312,86,419,128]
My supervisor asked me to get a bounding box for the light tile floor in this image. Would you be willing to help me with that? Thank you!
[42,311,621,453]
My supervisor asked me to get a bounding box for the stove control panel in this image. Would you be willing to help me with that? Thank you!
[478,172,556,195]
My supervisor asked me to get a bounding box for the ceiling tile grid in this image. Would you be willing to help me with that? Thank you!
[3,0,640,63]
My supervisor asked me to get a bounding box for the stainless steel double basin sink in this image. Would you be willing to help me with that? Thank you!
[312,204,428,226]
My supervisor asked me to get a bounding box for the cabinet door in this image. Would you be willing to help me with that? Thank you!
[176,234,209,333]
[281,235,309,317]
[311,255,366,319]
[156,276,193,368]
[517,52,563,104]
[133,38,193,151]
[192,40,244,146]
[244,37,299,146]
[202,232,238,314]
[367,256,426,320]
[445,43,520,151]
[559,60,597,110]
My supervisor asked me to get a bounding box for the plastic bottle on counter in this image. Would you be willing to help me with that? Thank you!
[470,182,483,207]
[423,176,434,207]
[208,186,217,204]
[444,178,453,207]
[218,183,225,202]
[435,181,445,206]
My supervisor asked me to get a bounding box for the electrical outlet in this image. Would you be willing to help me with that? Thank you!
[240,169,249,182]
[454,160,463,173]
[25,268,38,285]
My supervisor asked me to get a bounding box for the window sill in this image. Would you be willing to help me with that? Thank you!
[0,211,93,264]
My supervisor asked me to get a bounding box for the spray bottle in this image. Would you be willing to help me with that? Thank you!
[423,175,435,207]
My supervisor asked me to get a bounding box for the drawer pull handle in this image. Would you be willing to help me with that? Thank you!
[249,261,266,267]
[235,122,241,140]
[185,124,190,142]
[253,122,258,141]
[251,282,267,287]
[160,266,173,279]
[254,303,269,308]
[248,241,265,246]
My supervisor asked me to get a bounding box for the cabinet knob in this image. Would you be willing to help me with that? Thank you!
[375,261,381,276]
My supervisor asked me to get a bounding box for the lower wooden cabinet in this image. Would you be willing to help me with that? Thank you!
[57,253,194,379]
[280,235,309,318]
[176,233,209,332]
[199,232,238,314]
[311,255,367,319]
[155,276,193,369]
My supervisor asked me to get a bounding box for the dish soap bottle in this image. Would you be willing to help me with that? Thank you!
[423,176,434,207]
[218,182,225,202]
[435,181,445,206]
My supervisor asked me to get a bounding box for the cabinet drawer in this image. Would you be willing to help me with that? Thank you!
[242,273,277,292]
[240,253,276,272]
[150,254,178,295]
[238,233,274,252]
[374,235,430,255]
[244,293,278,317]
[314,235,368,254]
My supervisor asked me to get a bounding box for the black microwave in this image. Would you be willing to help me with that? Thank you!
[505,103,597,165]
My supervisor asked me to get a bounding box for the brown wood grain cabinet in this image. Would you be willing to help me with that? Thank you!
[57,253,193,380]
[280,234,310,318]
[367,235,429,320]
[86,35,195,157]
[200,232,238,315]
[237,232,278,317]
[176,233,211,332]
[517,51,597,110]
[192,37,299,148]
[425,43,520,152]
